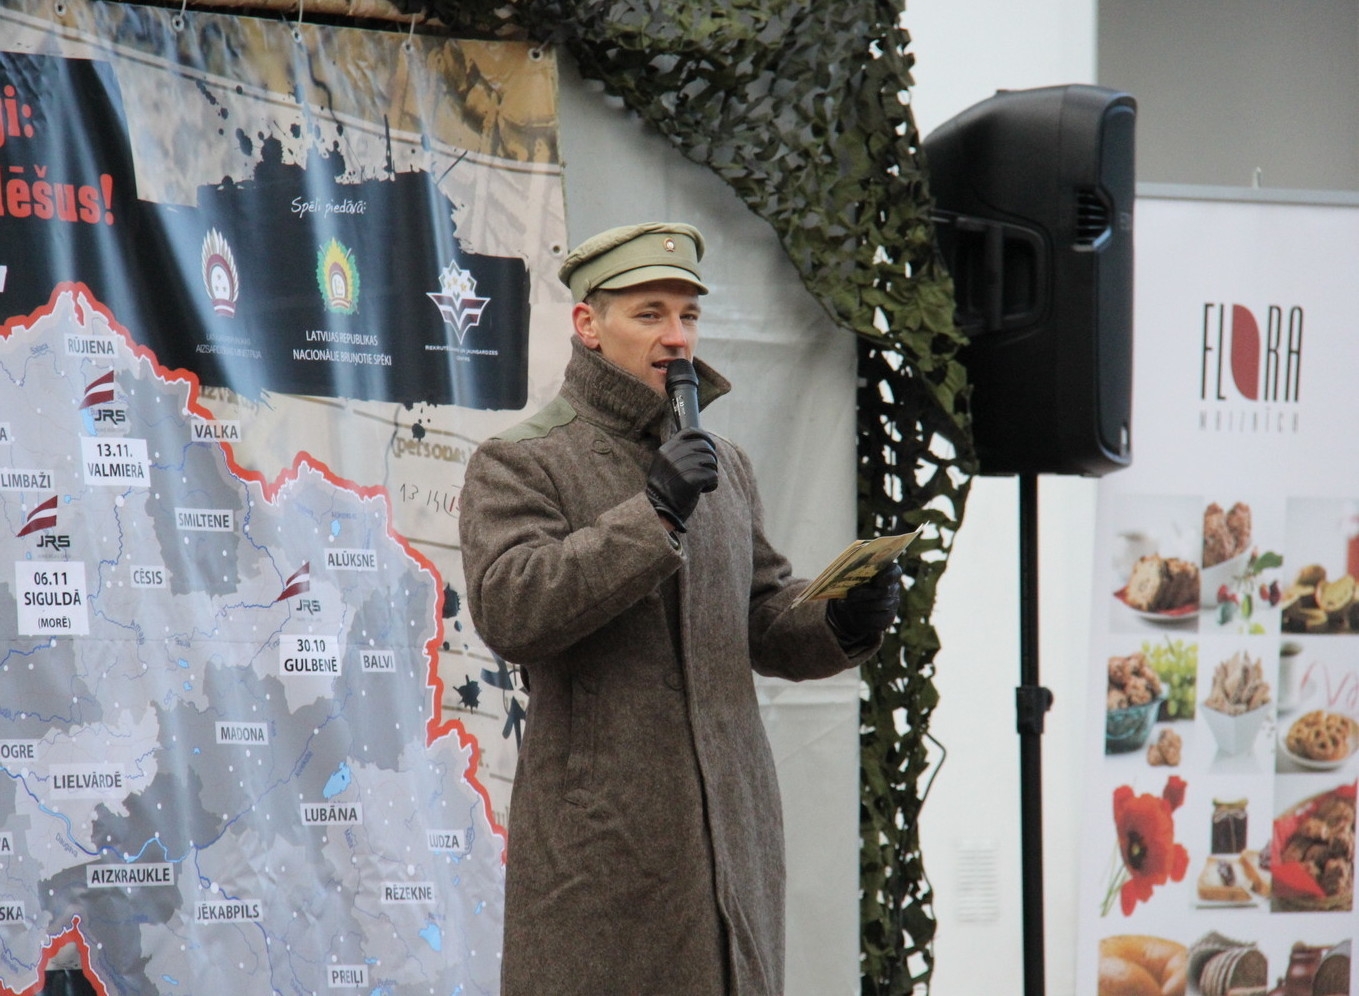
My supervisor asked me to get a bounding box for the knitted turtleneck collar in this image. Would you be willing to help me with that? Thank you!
[559,337,730,440]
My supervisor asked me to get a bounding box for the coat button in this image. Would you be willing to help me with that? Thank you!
[591,438,611,454]
[663,670,684,691]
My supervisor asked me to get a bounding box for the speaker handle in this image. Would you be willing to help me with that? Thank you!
[932,210,1049,336]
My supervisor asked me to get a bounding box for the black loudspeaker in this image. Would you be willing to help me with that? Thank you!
[924,84,1136,476]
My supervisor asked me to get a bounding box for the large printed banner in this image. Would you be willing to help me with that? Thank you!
[1079,195,1359,995]
[0,2,570,991]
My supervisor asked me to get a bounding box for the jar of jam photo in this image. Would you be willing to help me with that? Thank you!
[1211,798,1248,854]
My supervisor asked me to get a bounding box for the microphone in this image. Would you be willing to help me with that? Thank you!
[666,358,702,432]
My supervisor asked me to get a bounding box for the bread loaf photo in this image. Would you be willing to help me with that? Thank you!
[1124,555,1200,613]
[1099,935,1187,996]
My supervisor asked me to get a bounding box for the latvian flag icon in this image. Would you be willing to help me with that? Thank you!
[17,496,58,537]
[275,562,310,602]
[80,371,116,409]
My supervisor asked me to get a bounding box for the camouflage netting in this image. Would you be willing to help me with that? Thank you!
[143,0,978,990]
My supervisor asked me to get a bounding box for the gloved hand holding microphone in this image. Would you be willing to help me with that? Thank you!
[647,428,719,531]
[647,358,719,532]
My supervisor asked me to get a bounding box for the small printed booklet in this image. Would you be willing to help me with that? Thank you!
[790,530,921,606]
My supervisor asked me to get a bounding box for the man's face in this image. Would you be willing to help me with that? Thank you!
[572,279,702,396]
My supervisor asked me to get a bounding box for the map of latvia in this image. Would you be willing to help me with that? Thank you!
[0,285,506,995]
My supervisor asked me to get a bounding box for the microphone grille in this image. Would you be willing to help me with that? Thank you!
[666,358,698,388]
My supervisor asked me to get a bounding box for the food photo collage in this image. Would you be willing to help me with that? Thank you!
[1092,494,1358,996]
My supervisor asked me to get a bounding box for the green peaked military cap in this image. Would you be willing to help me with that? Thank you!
[558,222,709,303]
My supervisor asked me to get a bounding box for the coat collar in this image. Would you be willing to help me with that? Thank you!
[561,337,730,439]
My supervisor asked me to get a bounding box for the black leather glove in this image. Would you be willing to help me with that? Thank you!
[825,561,903,651]
[646,428,718,532]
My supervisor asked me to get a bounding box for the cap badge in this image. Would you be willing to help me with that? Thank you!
[663,238,676,253]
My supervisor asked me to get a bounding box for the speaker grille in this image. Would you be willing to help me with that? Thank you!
[1074,188,1110,249]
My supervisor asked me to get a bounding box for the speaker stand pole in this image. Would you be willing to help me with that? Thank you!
[1017,472,1054,996]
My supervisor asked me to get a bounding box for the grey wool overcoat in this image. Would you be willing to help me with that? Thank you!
[459,340,871,996]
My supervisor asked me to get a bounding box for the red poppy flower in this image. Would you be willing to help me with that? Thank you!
[1112,780,1190,916]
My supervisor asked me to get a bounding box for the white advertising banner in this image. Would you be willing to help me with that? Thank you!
[1080,193,1359,996]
